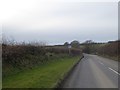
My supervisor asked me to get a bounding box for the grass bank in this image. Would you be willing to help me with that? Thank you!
[97,54,119,61]
[3,56,80,88]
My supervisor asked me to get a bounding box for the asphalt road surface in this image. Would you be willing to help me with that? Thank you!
[62,54,119,88]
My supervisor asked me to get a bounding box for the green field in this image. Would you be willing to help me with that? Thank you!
[3,56,80,88]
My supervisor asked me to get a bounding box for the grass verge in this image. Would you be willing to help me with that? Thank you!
[3,56,80,88]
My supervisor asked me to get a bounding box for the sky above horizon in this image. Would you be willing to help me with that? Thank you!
[1,0,118,45]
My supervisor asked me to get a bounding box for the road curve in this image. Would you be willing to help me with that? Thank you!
[62,54,119,88]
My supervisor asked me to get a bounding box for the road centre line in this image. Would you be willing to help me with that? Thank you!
[108,67,120,75]
[99,61,104,65]
[98,61,120,75]
[100,62,104,65]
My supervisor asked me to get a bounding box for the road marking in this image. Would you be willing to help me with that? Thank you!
[99,61,104,65]
[100,62,104,65]
[108,67,120,75]
[98,61,119,75]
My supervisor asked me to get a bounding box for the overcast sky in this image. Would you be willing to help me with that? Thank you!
[1,0,118,45]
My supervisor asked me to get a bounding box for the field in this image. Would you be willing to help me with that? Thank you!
[3,56,80,88]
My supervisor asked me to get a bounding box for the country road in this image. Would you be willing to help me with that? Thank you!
[62,54,119,88]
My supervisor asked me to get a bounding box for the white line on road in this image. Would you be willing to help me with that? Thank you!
[100,62,104,65]
[99,61,104,65]
[108,67,120,75]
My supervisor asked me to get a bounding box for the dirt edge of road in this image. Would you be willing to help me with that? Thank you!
[54,54,84,89]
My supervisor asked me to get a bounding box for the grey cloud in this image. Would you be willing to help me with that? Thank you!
[3,2,118,45]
